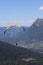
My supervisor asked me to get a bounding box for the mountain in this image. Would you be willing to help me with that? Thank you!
[0,18,43,50]
[0,26,29,45]
[26,18,43,49]
[28,18,43,41]
[0,41,43,65]
[16,18,43,49]
[16,18,43,42]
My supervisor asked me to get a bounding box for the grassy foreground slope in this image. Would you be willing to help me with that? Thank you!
[0,41,43,65]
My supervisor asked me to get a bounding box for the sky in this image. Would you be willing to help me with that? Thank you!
[0,0,43,26]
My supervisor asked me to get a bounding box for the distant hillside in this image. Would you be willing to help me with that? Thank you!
[0,41,43,65]
[0,26,29,42]
[0,18,43,50]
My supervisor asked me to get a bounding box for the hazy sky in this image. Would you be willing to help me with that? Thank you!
[0,0,43,26]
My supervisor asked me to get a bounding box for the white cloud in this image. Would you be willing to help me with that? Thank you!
[39,6,43,10]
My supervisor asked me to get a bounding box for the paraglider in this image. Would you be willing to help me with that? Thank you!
[16,43,18,46]
[4,24,25,34]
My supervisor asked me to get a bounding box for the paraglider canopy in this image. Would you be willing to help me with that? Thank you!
[4,24,25,34]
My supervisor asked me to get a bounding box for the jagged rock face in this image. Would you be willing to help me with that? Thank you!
[28,18,43,42]
[33,18,43,27]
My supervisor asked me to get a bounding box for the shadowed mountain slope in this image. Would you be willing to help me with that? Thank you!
[0,41,43,65]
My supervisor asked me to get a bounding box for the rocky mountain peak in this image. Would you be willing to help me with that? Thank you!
[33,18,43,27]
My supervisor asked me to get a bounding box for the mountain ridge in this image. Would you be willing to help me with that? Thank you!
[0,18,43,50]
